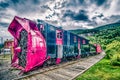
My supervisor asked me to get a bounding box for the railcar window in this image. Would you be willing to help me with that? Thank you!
[82,40,86,44]
[57,32,62,39]
[74,36,76,43]
[40,25,44,31]
[60,32,62,38]
[57,33,60,38]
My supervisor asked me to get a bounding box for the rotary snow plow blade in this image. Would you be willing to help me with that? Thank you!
[8,16,47,72]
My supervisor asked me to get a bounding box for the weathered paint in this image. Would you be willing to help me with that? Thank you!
[56,30,63,45]
[8,16,47,72]
[96,44,102,53]
[56,30,63,64]
[78,38,80,49]
[82,40,86,44]
[77,38,81,58]
[56,58,61,64]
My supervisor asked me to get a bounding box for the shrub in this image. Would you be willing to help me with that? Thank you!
[111,54,120,66]
[105,40,120,59]
[105,50,113,59]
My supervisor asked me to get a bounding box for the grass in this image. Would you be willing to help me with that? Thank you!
[76,28,120,80]
[0,54,11,68]
[76,58,120,80]
[0,53,11,62]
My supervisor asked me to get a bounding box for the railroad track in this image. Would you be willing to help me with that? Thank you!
[0,52,105,80]
[11,52,105,80]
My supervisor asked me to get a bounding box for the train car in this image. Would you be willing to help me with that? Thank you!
[37,19,89,63]
[8,16,101,72]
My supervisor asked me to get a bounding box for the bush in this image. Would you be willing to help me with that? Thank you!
[111,54,120,66]
[105,40,120,59]
[105,50,113,59]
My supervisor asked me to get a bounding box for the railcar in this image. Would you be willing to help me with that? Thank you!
[8,16,102,72]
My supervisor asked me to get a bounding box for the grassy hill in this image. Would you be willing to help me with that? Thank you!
[70,21,120,34]
[93,21,120,31]
[75,22,120,80]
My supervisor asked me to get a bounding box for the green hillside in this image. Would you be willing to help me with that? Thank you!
[70,21,120,35]
[76,22,120,80]
[94,21,120,31]
[92,25,120,65]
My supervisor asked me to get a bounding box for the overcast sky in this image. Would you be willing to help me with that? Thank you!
[0,0,120,39]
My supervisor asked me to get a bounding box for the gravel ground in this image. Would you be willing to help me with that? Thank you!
[0,52,105,80]
[0,54,19,80]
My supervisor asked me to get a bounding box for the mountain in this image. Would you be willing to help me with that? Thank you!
[93,21,120,31]
[70,21,120,34]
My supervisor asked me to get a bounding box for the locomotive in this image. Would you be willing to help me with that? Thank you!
[8,16,102,72]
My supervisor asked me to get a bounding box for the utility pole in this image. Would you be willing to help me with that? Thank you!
[1,37,3,46]
[0,37,3,54]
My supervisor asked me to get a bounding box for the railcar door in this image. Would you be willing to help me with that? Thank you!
[78,38,81,57]
[56,30,63,64]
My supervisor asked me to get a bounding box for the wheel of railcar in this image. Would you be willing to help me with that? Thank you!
[43,60,51,67]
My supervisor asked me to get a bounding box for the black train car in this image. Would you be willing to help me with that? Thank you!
[37,19,89,64]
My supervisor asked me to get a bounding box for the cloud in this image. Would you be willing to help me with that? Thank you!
[92,0,107,6]
[63,10,74,18]
[0,0,120,40]
[73,10,89,21]
[0,1,9,8]
[0,22,8,27]
[0,27,12,41]
[103,15,120,24]
[63,10,89,21]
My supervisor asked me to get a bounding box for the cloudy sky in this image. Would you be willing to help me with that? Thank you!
[0,0,120,40]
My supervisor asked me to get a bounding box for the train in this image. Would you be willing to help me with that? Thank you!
[8,16,102,73]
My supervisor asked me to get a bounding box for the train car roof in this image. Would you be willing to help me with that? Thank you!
[37,19,89,41]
